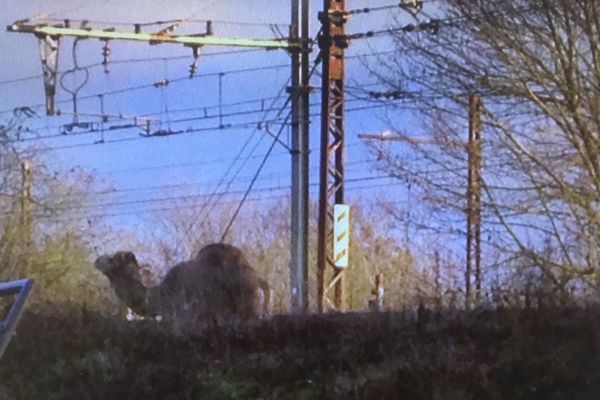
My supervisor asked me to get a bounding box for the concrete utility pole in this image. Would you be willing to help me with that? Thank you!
[358,99,484,310]
[290,0,311,313]
[466,94,482,308]
[20,161,33,252]
[317,0,348,312]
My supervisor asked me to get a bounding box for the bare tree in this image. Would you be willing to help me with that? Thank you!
[364,0,600,297]
[0,112,125,313]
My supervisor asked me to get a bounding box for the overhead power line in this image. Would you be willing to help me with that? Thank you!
[89,158,372,197]
[345,1,545,41]
[28,161,375,213]
[13,77,421,144]
[20,78,401,139]
[31,175,402,222]
[219,42,325,241]
[13,93,291,137]
[0,48,396,113]
[0,48,264,87]
[9,99,410,153]
[347,18,446,39]
[197,79,292,222]
[14,96,291,141]
[341,1,429,16]
[39,16,290,29]
[0,63,291,116]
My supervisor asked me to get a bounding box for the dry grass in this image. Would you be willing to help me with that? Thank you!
[1,306,599,399]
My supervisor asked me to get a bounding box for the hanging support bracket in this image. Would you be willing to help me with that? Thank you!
[37,34,60,115]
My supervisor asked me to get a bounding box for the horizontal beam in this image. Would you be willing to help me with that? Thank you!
[358,133,467,147]
[7,23,295,49]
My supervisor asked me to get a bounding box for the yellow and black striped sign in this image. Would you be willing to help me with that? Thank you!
[333,204,350,268]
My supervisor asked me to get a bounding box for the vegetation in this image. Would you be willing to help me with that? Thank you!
[3,306,599,399]
[2,0,600,398]
[365,0,600,299]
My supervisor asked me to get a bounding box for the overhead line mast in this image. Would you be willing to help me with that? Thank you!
[317,0,348,312]
[290,0,311,313]
[315,0,425,312]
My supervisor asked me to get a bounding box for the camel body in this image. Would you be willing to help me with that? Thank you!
[95,243,270,327]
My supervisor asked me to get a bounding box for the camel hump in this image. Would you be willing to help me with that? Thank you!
[194,243,251,268]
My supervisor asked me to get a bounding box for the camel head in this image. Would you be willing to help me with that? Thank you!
[94,251,143,283]
[94,251,153,316]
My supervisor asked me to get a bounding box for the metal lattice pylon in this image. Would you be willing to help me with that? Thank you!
[317,0,347,312]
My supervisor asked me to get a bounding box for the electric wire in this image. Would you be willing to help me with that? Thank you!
[30,175,401,223]
[13,94,291,137]
[1,11,449,228]
[90,141,365,178]
[0,49,265,87]
[0,63,291,116]
[345,2,545,40]
[0,48,398,115]
[26,160,375,213]
[342,1,435,16]
[219,43,323,241]
[40,16,290,29]
[202,85,289,217]
[11,79,410,143]
[8,99,407,153]
[197,79,291,224]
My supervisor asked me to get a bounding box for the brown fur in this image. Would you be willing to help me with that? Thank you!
[95,243,270,327]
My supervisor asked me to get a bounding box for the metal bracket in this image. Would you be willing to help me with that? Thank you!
[188,46,202,78]
[60,121,99,135]
[9,22,294,49]
[37,35,60,116]
[0,279,34,359]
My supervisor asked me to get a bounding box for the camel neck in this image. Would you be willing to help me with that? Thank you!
[111,274,153,317]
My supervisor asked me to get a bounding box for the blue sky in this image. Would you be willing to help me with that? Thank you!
[0,1,426,238]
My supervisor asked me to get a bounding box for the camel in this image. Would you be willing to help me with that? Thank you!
[95,243,270,327]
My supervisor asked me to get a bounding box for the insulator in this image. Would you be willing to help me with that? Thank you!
[153,79,170,88]
[329,13,348,26]
[189,63,197,78]
[400,0,424,12]
[101,41,111,73]
[333,35,350,49]
[188,47,200,78]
